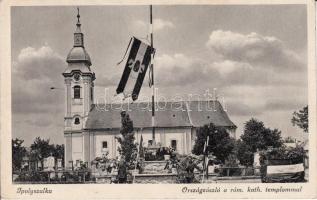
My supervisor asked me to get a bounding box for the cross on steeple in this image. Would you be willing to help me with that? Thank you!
[75,7,82,33]
[77,7,81,25]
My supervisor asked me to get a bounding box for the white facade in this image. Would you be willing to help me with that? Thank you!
[65,128,194,167]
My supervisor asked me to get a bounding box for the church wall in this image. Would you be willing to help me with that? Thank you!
[88,127,194,160]
[164,127,192,154]
[94,131,118,159]
[71,104,84,114]
[135,129,161,147]
[64,126,235,167]
[89,132,95,164]
[83,132,90,163]
[65,134,72,168]
[134,127,192,154]
[164,132,184,154]
[71,133,83,165]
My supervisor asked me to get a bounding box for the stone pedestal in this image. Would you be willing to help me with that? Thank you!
[143,161,168,174]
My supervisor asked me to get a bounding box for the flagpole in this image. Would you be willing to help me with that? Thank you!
[150,5,156,144]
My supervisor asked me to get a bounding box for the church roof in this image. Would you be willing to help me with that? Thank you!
[66,47,92,66]
[66,8,92,66]
[85,101,236,130]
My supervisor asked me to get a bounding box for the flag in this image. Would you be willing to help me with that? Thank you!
[265,162,305,182]
[116,37,155,101]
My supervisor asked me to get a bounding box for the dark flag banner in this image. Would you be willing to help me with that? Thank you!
[116,37,155,101]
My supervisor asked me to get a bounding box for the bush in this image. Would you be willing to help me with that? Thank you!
[224,153,239,167]
[192,123,235,163]
[237,119,283,166]
[15,171,49,182]
[260,146,305,165]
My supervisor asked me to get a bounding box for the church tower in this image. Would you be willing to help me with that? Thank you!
[63,8,95,168]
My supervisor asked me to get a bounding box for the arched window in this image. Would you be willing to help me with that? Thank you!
[74,117,80,125]
[74,86,80,99]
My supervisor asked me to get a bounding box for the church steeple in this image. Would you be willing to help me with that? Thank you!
[63,7,95,169]
[66,7,91,66]
[74,7,84,47]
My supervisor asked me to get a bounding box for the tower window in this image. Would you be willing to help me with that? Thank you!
[74,117,80,125]
[102,141,108,149]
[171,140,177,150]
[74,86,80,99]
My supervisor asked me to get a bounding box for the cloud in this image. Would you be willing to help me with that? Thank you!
[212,60,253,75]
[155,53,219,87]
[152,31,306,90]
[98,31,307,93]
[14,46,64,80]
[206,30,305,72]
[12,45,66,144]
[150,48,307,122]
[133,18,174,32]
[154,53,306,88]
[12,45,65,115]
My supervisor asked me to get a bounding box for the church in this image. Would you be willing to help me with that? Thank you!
[63,12,236,168]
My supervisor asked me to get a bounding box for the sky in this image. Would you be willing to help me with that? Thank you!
[11,5,309,146]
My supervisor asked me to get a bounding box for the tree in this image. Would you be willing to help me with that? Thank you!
[237,118,283,166]
[30,137,54,167]
[192,123,235,163]
[52,144,64,163]
[12,138,27,171]
[236,139,254,166]
[292,106,308,133]
[116,111,138,169]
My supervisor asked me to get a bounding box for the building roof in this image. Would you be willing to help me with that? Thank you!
[186,101,235,127]
[66,47,92,66]
[85,101,236,130]
[66,9,92,66]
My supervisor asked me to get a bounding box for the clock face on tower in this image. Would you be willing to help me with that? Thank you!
[74,73,80,81]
